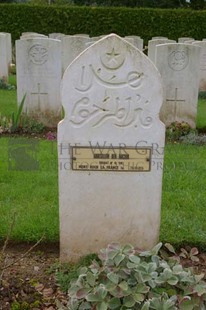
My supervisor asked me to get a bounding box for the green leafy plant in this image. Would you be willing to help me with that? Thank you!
[11,94,26,133]
[163,243,200,263]
[0,113,12,134]
[166,122,196,142]
[53,254,98,293]
[179,132,206,145]
[61,242,206,309]
[0,77,15,90]
[20,115,45,134]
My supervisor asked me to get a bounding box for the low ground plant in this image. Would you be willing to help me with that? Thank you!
[58,243,206,309]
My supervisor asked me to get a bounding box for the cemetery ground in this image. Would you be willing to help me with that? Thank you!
[1,76,206,308]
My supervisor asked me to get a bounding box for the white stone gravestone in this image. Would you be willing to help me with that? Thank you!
[0,33,9,81]
[61,35,90,74]
[49,33,65,40]
[0,32,12,71]
[148,39,176,63]
[16,38,62,127]
[178,37,194,43]
[155,43,200,128]
[58,33,165,261]
[152,36,168,40]
[74,34,90,37]
[193,41,206,91]
[20,33,48,40]
[125,35,144,51]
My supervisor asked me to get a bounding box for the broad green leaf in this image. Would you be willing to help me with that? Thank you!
[190,256,199,262]
[141,301,150,310]
[79,301,92,309]
[190,247,199,256]
[107,272,119,284]
[78,267,88,275]
[97,301,108,310]
[172,264,183,275]
[108,297,121,309]
[122,244,134,255]
[118,281,128,291]
[123,295,136,308]
[97,285,107,300]
[194,274,204,283]
[136,283,150,294]
[179,299,194,310]
[114,253,125,266]
[167,276,178,285]
[108,250,119,260]
[76,288,91,299]
[129,255,141,264]
[86,293,101,302]
[133,293,145,302]
[194,283,206,296]
[86,271,96,287]
[127,261,137,269]
[140,243,162,257]
[164,243,176,254]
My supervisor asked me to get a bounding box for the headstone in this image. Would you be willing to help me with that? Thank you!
[152,36,168,40]
[0,33,9,81]
[148,39,176,63]
[125,35,143,51]
[123,37,135,45]
[58,33,165,261]
[20,33,48,40]
[61,35,90,73]
[74,34,90,37]
[193,41,206,91]
[178,37,194,43]
[0,32,12,71]
[183,39,195,44]
[155,43,200,128]
[49,33,65,40]
[16,38,62,127]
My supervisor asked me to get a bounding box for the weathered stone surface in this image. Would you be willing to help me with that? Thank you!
[155,43,200,128]
[193,41,206,91]
[16,38,62,127]
[58,34,165,261]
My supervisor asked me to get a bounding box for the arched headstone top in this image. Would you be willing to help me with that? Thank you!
[61,34,163,134]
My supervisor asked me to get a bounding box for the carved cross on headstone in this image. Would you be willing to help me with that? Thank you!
[31,83,48,109]
[166,88,185,120]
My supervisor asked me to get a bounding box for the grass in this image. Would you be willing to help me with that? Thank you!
[160,143,206,249]
[0,138,59,242]
[0,75,17,118]
[196,98,206,130]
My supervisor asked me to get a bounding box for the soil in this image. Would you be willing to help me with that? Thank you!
[0,242,67,310]
[1,243,206,310]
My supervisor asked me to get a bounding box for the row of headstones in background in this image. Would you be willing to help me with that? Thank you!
[15,32,206,128]
[58,33,165,261]
[49,34,144,73]
[148,37,206,92]
[16,33,143,126]
[147,38,206,128]
[0,32,12,81]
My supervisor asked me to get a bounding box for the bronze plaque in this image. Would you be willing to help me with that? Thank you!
[71,146,151,172]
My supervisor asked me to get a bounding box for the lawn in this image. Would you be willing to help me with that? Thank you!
[0,79,206,250]
[197,98,206,130]
[0,138,59,242]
